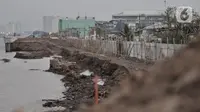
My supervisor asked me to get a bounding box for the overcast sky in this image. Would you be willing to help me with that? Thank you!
[0,0,199,31]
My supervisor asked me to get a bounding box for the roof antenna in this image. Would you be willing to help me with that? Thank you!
[85,12,87,19]
[164,0,167,9]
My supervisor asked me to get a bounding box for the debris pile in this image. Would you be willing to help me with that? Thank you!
[44,49,129,112]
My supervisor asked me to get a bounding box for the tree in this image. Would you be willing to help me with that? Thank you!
[96,27,105,38]
[158,7,200,43]
[165,7,177,28]
[123,24,133,41]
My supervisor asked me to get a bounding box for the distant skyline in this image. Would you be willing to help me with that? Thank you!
[0,0,199,31]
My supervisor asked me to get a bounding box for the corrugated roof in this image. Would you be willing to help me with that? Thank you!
[113,10,164,16]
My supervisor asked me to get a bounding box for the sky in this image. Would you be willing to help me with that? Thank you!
[0,0,199,31]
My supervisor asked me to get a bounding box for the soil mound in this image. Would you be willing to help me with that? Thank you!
[79,39,200,112]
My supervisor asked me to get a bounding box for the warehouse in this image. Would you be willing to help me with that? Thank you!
[59,17,95,38]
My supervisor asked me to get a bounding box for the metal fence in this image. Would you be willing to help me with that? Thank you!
[61,38,185,61]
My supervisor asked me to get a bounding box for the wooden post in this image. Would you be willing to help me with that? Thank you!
[167,37,169,57]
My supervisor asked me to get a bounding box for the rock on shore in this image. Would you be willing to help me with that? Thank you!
[14,51,53,59]
[0,58,11,63]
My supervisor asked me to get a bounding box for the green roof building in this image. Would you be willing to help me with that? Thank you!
[59,18,95,37]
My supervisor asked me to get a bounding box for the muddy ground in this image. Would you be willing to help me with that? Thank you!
[11,38,150,112]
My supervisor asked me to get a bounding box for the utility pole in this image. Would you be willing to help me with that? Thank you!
[138,14,141,39]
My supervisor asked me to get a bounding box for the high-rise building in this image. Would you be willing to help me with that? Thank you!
[0,25,6,33]
[43,16,61,33]
[15,22,22,33]
[5,22,21,34]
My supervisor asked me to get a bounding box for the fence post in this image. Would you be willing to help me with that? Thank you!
[137,41,139,59]
[173,38,175,55]
[140,41,142,59]
[154,41,157,61]
[167,37,169,57]
[159,40,162,60]
[133,41,135,58]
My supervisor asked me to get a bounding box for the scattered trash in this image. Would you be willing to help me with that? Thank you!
[67,62,76,64]
[50,37,59,39]
[100,54,106,57]
[65,86,70,91]
[51,55,63,59]
[97,79,105,86]
[92,76,105,86]
[80,70,94,76]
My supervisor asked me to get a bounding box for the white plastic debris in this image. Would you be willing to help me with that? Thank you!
[52,55,62,58]
[80,70,94,76]
[50,55,62,60]
[97,79,105,86]
[67,62,76,64]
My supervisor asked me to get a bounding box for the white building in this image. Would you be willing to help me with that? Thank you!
[112,10,166,28]
[43,16,61,33]
[5,22,21,34]
[0,25,6,34]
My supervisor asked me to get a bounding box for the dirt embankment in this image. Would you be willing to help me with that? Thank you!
[12,38,61,59]
[44,48,131,112]
[11,38,151,112]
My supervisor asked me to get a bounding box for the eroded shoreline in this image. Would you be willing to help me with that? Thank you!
[11,38,150,112]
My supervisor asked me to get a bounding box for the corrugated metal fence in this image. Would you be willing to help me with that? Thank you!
[62,38,185,61]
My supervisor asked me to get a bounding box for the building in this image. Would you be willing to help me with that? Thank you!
[43,16,61,33]
[112,11,166,29]
[5,22,22,34]
[14,22,22,33]
[96,20,117,30]
[59,17,95,38]
[0,25,6,34]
